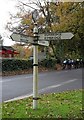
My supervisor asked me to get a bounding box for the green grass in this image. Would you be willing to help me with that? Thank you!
[2,89,83,119]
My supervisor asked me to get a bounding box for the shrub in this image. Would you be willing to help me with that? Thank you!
[2,58,57,72]
[2,59,33,72]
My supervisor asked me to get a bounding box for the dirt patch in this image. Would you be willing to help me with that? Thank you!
[55,64,63,71]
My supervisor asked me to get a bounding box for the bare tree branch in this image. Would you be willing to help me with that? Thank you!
[18,1,39,10]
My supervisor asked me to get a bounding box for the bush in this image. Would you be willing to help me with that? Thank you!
[2,58,57,73]
[2,59,33,72]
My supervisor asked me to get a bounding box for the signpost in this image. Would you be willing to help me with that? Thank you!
[39,32,74,41]
[10,33,33,43]
[11,29,74,110]
[45,33,61,41]
[11,32,74,43]
[61,32,74,39]
[38,41,49,46]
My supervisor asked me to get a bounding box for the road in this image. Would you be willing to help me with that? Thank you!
[1,69,82,102]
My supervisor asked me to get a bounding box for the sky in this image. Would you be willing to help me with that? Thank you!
[0,0,18,46]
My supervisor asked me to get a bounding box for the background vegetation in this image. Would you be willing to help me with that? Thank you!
[2,58,57,74]
[6,1,84,61]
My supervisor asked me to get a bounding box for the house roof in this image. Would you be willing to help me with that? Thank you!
[0,46,19,54]
[0,46,15,51]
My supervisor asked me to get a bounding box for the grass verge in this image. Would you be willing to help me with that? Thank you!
[2,89,83,119]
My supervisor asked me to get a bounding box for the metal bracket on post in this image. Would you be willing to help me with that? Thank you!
[33,97,41,100]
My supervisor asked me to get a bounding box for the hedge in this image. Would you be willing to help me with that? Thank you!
[1,59,57,72]
[2,59,33,72]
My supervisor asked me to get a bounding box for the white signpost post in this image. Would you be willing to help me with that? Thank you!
[10,31,74,110]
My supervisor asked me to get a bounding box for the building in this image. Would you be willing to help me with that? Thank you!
[0,46,19,58]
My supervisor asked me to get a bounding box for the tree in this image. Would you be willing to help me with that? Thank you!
[6,1,84,60]
[49,2,84,60]
[12,43,32,59]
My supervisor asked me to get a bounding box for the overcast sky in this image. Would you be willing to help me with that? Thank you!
[0,0,18,45]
